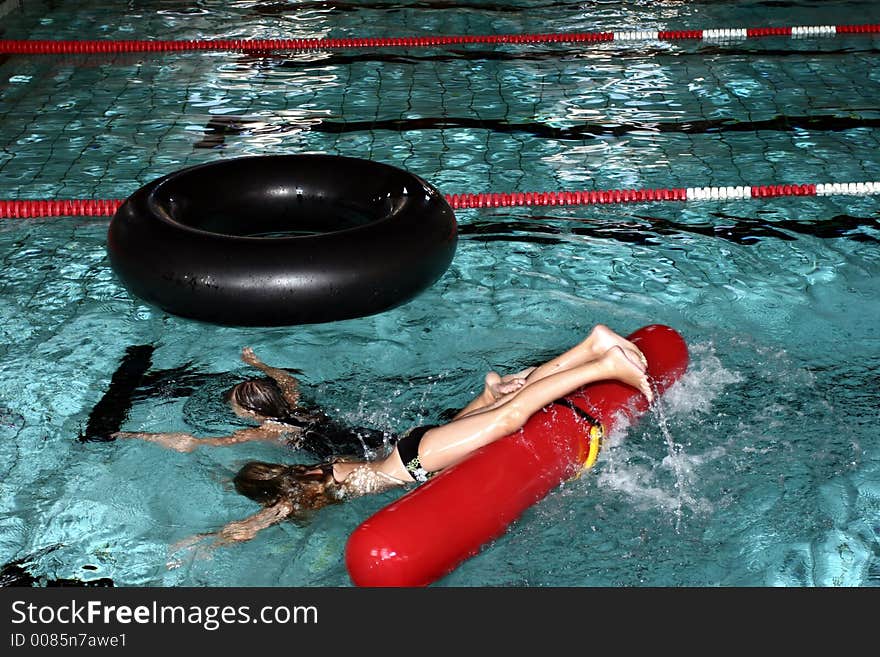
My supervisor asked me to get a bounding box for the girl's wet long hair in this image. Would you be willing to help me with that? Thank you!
[234,461,339,513]
[227,378,293,421]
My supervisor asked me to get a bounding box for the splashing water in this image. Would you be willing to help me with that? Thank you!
[597,342,743,520]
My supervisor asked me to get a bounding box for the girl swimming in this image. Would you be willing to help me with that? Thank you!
[113,347,390,459]
[214,324,651,544]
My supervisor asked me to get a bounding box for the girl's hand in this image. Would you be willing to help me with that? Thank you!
[167,533,214,570]
[215,521,259,545]
[241,346,261,367]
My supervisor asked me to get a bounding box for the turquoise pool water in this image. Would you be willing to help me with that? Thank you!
[0,0,878,587]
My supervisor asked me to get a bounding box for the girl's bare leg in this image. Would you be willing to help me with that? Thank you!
[304,328,650,492]
[519,324,646,386]
[455,325,645,419]
[336,345,651,483]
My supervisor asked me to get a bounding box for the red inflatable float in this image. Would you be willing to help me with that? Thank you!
[345,324,689,587]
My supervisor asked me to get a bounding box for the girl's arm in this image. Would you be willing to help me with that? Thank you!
[213,501,295,544]
[240,346,301,407]
[169,501,295,558]
[113,424,293,452]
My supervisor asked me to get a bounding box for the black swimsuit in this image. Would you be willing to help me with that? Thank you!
[393,399,604,483]
[277,411,393,460]
[395,424,438,482]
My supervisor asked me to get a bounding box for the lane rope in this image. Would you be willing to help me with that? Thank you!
[2,181,878,218]
[1,24,879,55]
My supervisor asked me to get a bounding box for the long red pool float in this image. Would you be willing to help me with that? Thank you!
[345,324,688,586]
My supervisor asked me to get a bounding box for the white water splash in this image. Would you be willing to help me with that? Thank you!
[661,341,744,417]
[596,341,741,521]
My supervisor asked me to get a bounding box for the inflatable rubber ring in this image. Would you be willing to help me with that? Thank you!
[107,155,458,326]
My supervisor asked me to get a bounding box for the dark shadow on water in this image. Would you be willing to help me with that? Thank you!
[0,546,114,588]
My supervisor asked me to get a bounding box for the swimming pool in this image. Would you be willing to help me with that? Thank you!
[1,0,878,587]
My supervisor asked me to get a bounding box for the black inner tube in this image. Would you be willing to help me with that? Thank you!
[156,163,398,237]
[108,155,458,326]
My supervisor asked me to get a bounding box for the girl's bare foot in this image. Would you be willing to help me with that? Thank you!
[584,324,648,368]
[600,346,653,403]
[483,371,526,403]
[504,366,536,381]
[484,371,502,398]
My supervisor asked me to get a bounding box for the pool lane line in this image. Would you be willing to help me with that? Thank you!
[1,24,879,55]
[2,182,880,218]
[0,199,123,218]
[448,182,880,209]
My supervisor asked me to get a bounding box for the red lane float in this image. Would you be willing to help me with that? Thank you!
[345,324,689,587]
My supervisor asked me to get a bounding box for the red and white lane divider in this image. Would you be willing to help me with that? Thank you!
[613,24,850,42]
[1,23,878,55]
[1,181,878,218]
[0,199,122,219]
[447,181,879,209]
